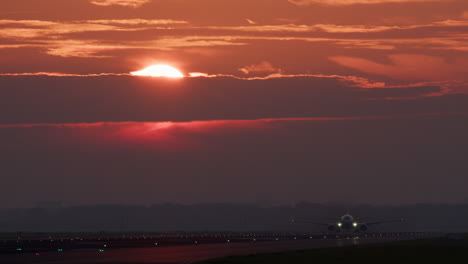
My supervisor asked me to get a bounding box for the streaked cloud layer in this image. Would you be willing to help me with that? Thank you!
[1,6,468,84]
[3,76,465,124]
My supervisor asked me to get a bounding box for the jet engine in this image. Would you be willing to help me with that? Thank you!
[358,224,368,232]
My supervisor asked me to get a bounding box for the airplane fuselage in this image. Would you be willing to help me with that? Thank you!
[328,214,367,232]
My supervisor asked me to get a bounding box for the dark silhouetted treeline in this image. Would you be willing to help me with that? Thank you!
[1,202,467,233]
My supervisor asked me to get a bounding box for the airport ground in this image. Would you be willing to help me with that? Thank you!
[0,232,442,263]
[201,235,468,264]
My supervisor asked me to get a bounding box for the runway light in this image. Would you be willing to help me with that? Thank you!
[57,249,63,252]
[35,253,40,256]
[16,248,22,251]
[99,249,105,252]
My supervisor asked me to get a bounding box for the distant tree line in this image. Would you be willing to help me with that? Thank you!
[1,202,467,233]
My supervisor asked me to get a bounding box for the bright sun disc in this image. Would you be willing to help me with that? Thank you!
[131,64,184,78]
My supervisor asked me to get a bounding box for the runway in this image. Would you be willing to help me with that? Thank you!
[0,232,433,264]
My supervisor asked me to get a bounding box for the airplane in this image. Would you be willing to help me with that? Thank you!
[292,213,405,232]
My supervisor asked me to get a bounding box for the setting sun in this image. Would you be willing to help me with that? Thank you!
[131,64,184,78]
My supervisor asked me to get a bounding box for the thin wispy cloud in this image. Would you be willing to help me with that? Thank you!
[289,0,453,6]
[90,0,151,7]
[330,54,468,81]
[0,19,188,40]
[239,61,282,74]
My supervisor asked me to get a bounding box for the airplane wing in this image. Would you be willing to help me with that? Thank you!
[366,218,406,226]
[291,219,329,226]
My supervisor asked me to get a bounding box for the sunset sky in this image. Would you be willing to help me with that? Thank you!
[1,0,468,207]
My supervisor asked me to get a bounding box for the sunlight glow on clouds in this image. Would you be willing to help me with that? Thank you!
[239,61,282,75]
[130,64,185,78]
[188,72,211,77]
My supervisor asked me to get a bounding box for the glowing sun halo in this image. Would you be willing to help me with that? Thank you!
[131,64,184,78]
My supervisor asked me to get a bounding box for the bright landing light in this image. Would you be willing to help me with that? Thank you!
[131,64,184,78]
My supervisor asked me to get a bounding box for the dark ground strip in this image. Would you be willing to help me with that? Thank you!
[0,232,433,264]
[200,237,468,264]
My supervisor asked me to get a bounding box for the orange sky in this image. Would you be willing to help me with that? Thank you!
[1,0,468,206]
[1,0,468,90]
